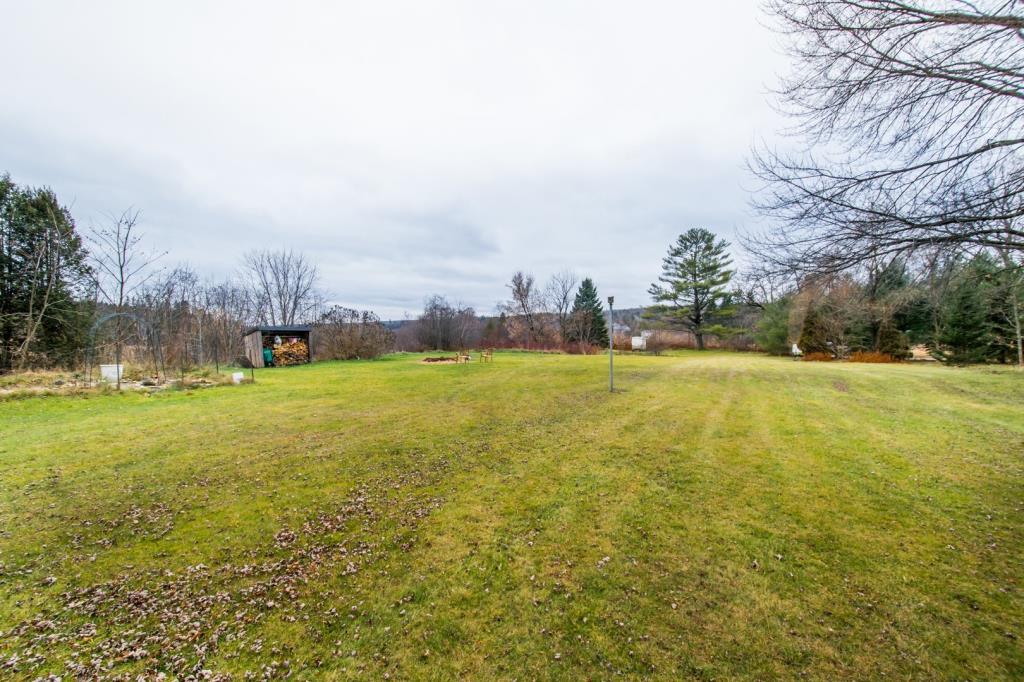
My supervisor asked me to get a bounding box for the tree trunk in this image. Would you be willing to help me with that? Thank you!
[996,245,1022,369]
[14,238,59,371]
[695,331,705,351]
[1011,287,1023,369]
[115,338,122,390]
[114,313,125,390]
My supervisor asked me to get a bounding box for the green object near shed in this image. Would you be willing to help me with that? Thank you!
[242,325,313,368]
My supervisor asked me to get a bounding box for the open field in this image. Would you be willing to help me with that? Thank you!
[1,351,1022,680]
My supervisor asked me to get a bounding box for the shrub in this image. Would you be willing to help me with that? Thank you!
[121,365,146,382]
[611,334,632,352]
[874,322,911,359]
[802,352,834,362]
[644,332,673,356]
[754,299,791,355]
[314,307,394,360]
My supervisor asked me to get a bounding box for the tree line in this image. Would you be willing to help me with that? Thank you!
[4,2,1021,371]
[746,254,1023,365]
[0,178,393,376]
[738,0,1023,366]
[622,223,1020,366]
[394,272,610,353]
[398,0,1023,365]
[6,163,1018,373]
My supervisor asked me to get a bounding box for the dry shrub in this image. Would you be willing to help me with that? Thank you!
[562,342,601,355]
[612,334,632,352]
[314,307,393,359]
[644,332,673,355]
[849,351,900,363]
[802,352,834,362]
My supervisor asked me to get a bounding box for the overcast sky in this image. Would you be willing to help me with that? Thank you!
[1,1,786,318]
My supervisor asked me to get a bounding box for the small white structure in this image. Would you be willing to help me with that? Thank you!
[232,371,245,384]
[631,336,647,351]
[791,343,803,358]
[99,364,123,383]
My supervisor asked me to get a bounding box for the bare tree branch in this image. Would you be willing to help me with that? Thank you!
[240,249,321,325]
[747,0,1024,274]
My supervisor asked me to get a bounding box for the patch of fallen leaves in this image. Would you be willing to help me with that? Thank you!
[0,464,447,680]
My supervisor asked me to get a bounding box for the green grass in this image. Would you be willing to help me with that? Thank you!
[1,351,1022,679]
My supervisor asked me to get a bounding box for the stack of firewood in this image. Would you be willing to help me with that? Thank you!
[272,339,309,366]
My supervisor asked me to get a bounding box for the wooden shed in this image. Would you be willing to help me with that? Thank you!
[242,325,312,368]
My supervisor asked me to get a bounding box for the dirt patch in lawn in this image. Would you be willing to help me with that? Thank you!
[421,355,470,364]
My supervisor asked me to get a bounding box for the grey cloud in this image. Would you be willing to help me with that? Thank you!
[1,0,785,319]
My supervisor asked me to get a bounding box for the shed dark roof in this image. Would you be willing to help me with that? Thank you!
[243,325,312,336]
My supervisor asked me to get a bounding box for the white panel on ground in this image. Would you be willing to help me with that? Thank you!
[99,364,123,382]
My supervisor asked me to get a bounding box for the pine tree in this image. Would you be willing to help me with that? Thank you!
[866,259,913,358]
[931,260,995,365]
[754,298,791,355]
[648,228,734,350]
[566,278,609,347]
[0,174,92,370]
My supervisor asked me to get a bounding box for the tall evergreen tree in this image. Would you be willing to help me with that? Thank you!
[648,228,734,350]
[930,258,996,365]
[566,277,609,347]
[971,253,1024,365]
[0,174,92,369]
[865,259,913,358]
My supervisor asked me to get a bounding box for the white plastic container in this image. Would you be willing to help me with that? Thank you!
[99,364,123,383]
[232,371,244,384]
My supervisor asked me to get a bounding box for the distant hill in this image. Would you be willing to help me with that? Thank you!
[384,308,650,332]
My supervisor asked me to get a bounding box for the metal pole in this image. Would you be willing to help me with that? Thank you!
[608,296,614,392]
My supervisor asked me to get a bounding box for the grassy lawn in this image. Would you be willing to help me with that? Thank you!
[1,351,1022,680]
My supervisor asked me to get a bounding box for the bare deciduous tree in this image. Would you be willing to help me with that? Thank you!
[241,249,321,325]
[747,0,1024,273]
[90,209,163,387]
[414,295,479,350]
[132,265,204,377]
[544,270,578,342]
[735,263,796,310]
[501,271,545,347]
[203,279,254,370]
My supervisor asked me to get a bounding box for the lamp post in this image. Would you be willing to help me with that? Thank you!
[607,296,614,392]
